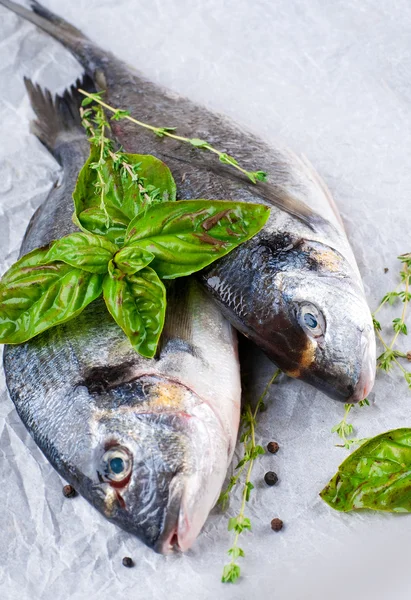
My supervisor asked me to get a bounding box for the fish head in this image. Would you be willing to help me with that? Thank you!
[247,237,376,402]
[81,375,230,552]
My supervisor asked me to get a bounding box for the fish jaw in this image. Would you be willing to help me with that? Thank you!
[346,324,376,402]
[290,324,377,402]
[153,402,232,553]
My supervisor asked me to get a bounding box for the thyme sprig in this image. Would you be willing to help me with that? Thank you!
[331,400,370,450]
[373,255,411,388]
[81,105,112,226]
[221,368,281,584]
[78,89,267,184]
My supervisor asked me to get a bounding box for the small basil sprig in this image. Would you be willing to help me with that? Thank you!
[320,428,411,512]
[0,100,270,358]
[0,195,269,357]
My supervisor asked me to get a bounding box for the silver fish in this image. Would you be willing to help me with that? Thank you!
[0,1,376,403]
[3,79,241,553]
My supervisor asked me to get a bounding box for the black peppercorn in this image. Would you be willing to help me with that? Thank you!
[271,518,283,531]
[122,557,134,568]
[62,484,76,498]
[267,441,279,454]
[264,471,278,486]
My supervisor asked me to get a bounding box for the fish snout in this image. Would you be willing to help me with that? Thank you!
[153,473,199,554]
[346,326,376,403]
[153,405,231,554]
[153,473,184,554]
[153,470,220,554]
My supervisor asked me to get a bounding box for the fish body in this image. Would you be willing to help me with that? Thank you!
[0,1,376,403]
[3,79,241,552]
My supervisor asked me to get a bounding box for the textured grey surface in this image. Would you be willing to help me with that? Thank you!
[0,1,411,599]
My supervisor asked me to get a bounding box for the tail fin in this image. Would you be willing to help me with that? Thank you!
[24,74,94,164]
[0,0,103,71]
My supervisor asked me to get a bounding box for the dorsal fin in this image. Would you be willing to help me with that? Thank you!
[247,178,317,226]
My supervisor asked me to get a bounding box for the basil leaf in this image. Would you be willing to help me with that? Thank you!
[123,153,177,206]
[0,262,103,344]
[44,232,117,274]
[0,246,50,285]
[124,200,270,279]
[103,265,166,358]
[73,148,176,244]
[76,207,130,246]
[320,428,411,513]
[114,246,155,275]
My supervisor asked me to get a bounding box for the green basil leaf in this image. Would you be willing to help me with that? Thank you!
[0,262,103,344]
[75,207,129,247]
[103,265,166,358]
[73,148,176,244]
[123,153,177,207]
[320,428,411,513]
[0,246,50,285]
[124,200,270,278]
[43,232,118,274]
[114,246,155,275]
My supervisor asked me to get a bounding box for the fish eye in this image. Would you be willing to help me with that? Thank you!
[101,446,132,483]
[298,303,326,338]
[304,313,318,329]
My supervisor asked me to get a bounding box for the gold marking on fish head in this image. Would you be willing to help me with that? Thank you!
[149,382,187,411]
[311,247,342,273]
[285,337,316,378]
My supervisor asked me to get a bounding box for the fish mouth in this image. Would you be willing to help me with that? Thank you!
[292,323,377,402]
[153,473,204,554]
[150,401,228,554]
[155,522,181,554]
[346,326,376,403]
[153,475,184,554]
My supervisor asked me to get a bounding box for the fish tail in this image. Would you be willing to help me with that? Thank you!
[24,74,94,164]
[0,0,103,71]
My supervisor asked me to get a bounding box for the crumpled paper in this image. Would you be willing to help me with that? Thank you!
[1,1,411,599]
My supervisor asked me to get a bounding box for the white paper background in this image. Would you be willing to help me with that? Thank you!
[1,1,411,599]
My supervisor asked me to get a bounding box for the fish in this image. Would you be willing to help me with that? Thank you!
[2,78,241,553]
[0,0,376,403]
